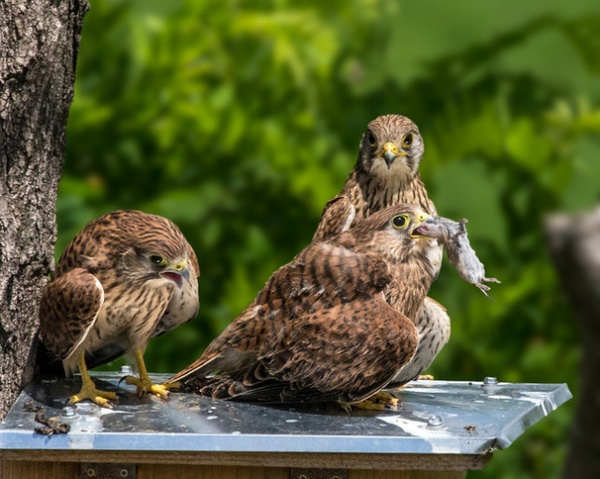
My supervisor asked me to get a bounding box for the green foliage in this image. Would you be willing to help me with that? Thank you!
[60,1,600,477]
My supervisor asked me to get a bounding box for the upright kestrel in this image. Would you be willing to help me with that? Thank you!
[164,204,440,408]
[39,210,200,407]
[313,114,448,387]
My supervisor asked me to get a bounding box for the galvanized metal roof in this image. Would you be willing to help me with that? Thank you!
[0,373,571,456]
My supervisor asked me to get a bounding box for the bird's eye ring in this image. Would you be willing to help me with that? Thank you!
[366,131,377,147]
[392,214,409,229]
[402,133,414,148]
[150,255,166,266]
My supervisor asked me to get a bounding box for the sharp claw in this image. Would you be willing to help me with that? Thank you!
[68,389,117,408]
[123,376,171,400]
[476,285,494,301]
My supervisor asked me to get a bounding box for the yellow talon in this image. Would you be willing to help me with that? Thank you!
[68,388,117,408]
[124,376,171,399]
[123,348,174,399]
[70,355,117,408]
[351,391,400,411]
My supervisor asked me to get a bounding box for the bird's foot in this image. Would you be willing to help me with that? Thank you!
[123,375,172,400]
[161,380,182,390]
[68,384,118,409]
[386,375,434,395]
[352,391,400,411]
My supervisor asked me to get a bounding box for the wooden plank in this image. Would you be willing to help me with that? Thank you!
[0,461,466,479]
[0,460,78,479]
[138,464,289,479]
[350,470,464,479]
[0,451,491,470]
[136,466,464,479]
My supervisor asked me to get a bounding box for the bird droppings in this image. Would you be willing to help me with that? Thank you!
[23,401,70,436]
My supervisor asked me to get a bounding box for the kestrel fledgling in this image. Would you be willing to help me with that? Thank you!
[313,114,449,388]
[164,204,440,407]
[39,210,200,407]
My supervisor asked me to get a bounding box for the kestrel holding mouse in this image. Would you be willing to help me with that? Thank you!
[165,204,440,408]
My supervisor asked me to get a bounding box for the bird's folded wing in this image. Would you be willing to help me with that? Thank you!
[165,243,416,403]
[312,195,356,242]
[38,268,104,361]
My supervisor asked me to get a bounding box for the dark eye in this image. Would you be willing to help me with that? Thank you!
[366,131,377,147]
[150,255,166,266]
[392,215,409,229]
[402,133,414,148]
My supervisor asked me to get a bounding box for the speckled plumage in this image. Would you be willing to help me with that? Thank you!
[39,210,200,406]
[313,114,450,388]
[165,204,439,406]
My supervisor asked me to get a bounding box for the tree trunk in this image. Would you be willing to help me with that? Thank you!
[544,204,600,479]
[0,0,88,420]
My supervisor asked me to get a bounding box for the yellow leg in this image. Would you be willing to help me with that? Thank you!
[348,391,400,411]
[124,348,174,399]
[69,355,118,408]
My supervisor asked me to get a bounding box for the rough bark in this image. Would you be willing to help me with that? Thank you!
[544,204,600,479]
[0,0,88,419]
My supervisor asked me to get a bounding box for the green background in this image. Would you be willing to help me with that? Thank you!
[59,1,600,477]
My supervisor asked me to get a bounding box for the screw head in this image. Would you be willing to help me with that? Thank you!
[427,415,444,428]
[61,406,76,417]
[483,376,498,386]
[86,467,96,478]
[120,469,129,477]
[119,365,133,374]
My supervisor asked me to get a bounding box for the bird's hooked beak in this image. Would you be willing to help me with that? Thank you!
[410,212,436,238]
[160,259,190,287]
[381,141,406,169]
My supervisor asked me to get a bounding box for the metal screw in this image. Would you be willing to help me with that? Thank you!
[120,469,129,477]
[86,467,96,478]
[332,475,341,479]
[483,376,498,386]
[427,415,444,428]
[119,365,133,374]
[299,475,307,479]
[61,406,75,417]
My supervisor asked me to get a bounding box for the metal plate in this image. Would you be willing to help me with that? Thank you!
[81,463,136,479]
[0,373,571,455]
